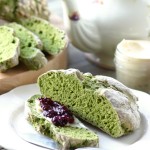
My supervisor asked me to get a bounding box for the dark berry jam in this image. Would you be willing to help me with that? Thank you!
[38,97,74,127]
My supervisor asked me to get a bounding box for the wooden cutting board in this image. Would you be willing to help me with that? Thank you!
[0,14,68,94]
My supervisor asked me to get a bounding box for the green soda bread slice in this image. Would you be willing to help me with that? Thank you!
[25,94,99,150]
[20,16,67,55]
[0,26,20,72]
[20,47,47,70]
[7,22,47,70]
[7,22,43,50]
[37,69,141,138]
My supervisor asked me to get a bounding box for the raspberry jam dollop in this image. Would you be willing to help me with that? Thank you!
[38,97,74,127]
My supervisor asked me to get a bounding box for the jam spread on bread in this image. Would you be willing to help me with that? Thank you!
[39,97,74,126]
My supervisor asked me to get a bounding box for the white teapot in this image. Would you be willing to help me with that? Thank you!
[62,0,150,69]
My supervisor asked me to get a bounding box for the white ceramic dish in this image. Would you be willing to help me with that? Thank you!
[0,84,150,150]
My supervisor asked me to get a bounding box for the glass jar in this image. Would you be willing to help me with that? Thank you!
[115,40,150,93]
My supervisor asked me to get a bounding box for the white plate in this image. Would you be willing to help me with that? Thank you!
[0,84,150,150]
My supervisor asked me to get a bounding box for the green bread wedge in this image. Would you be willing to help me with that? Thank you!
[37,69,141,138]
[25,94,99,150]
[20,16,67,55]
[7,22,47,70]
[0,26,20,72]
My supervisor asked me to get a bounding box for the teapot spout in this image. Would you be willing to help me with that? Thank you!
[62,0,102,53]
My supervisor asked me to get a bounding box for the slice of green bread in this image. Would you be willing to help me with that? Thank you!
[7,22,47,70]
[25,94,99,150]
[37,69,141,138]
[0,26,20,72]
[20,16,67,55]
[7,22,43,50]
[20,47,47,70]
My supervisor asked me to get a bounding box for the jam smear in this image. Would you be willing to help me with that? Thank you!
[38,97,74,127]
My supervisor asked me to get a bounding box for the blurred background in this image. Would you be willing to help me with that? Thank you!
[48,0,116,77]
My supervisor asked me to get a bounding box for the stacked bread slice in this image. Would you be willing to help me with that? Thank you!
[7,23,47,70]
[20,16,67,55]
[0,17,67,72]
[0,26,20,72]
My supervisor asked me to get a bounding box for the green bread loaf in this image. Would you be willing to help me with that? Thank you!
[0,0,50,21]
[7,22,47,70]
[15,0,50,21]
[0,26,20,72]
[20,16,67,55]
[25,94,99,150]
[38,69,141,138]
